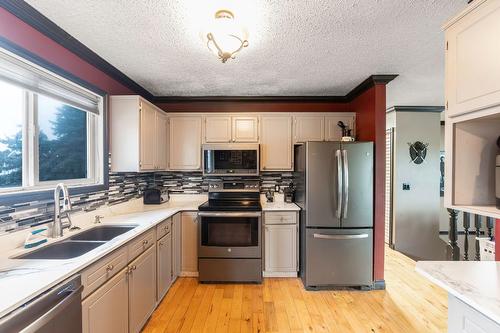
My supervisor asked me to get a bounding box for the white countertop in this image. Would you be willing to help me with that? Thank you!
[416,261,500,325]
[0,194,299,318]
[260,194,301,211]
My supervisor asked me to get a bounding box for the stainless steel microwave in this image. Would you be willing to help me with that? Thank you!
[202,144,259,176]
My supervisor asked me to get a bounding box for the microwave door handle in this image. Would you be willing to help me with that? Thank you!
[342,149,349,219]
[335,149,342,219]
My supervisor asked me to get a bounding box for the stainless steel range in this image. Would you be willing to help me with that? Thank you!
[198,180,262,283]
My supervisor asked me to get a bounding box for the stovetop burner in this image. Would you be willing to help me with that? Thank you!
[198,199,262,212]
[198,180,262,212]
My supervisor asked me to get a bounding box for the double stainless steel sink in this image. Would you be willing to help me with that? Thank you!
[15,225,138,260]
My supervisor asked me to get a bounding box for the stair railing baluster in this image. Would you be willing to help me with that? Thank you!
[486,216,494,240]
[447,209,460,261]
[474,214,482,261]
[463,212,471,261]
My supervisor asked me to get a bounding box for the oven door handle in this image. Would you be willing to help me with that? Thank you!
[197,212,262,218]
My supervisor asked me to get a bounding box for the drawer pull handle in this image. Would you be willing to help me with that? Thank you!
[106,264,114,271]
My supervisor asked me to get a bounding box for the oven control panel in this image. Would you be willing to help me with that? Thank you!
[207,180,260,192]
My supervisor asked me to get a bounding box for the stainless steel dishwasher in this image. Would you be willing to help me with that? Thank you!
[0,275,82,333]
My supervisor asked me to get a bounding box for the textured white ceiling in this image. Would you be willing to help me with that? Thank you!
[26,0,466,107]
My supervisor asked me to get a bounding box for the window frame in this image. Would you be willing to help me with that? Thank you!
[0,39,109,206]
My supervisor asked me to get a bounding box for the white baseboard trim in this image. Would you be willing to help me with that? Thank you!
[180,271,199,277]
[263,271,298,278]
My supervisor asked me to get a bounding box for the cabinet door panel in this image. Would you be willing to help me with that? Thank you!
[264,224,297,272]
[168,117,202,170]
[172,213,182,279]
[446,0,500,117]
[205,116,232,143]
[157,233,172,301]
[232,116,259,142]
[129,246,156,333]
[181,212,198,274]
[294,116,324,142]
[155,111,169,170]
[325,115,355,141]
[260,116,293,171]
[140,103,156,170]
[82,269,128,333]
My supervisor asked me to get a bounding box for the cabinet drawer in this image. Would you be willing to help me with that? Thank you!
[264,212,297,225]
[128,229,155,261]
[156,218,172,240]
[81,246,128,299]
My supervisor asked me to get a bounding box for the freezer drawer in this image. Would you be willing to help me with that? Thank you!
[303,228,373,288]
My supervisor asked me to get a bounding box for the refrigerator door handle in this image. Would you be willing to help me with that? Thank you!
[313,233,369,240]
[342,149,349,219]
[335,149,343,219]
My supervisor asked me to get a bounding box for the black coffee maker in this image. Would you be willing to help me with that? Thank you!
[284,182,296,203]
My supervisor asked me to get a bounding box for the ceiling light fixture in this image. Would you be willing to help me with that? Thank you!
[206,9,249,63]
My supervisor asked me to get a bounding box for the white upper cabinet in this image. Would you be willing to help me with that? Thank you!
[204,115,259,143]
[445,0,500,118]
[140,102,156,170]
[294,114,356,143]
[325,114,355,141]
[155,111,169,170]
[232,116,259,142]
[294,116,325,142]
[260,116,293,171]
[110,95,168,172]
[204,116,232,143]
[168,116,202,170]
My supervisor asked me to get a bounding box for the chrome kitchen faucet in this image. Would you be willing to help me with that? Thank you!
[52,183,74,237]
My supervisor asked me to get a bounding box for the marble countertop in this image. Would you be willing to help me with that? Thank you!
[260,194,301,211]
[0,194,299,318]
[416,261,500,325]
[0,195,206,319]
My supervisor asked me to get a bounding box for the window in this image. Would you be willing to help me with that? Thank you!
[0,48,104,194]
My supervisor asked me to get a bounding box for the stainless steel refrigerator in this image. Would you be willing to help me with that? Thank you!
[295,141,374,289]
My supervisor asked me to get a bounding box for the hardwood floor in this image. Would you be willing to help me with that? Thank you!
[143,247,448,333]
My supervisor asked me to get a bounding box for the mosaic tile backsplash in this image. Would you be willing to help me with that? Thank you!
[0,171,294,233]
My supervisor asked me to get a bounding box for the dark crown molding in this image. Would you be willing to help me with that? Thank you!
[2,1,397,104]
[0,0,154,101]
[386,105,445,113]
[154,74,399,104]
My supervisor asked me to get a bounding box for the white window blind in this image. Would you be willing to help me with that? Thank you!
[0,48,100,114]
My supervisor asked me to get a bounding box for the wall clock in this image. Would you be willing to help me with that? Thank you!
[408,141,428,164]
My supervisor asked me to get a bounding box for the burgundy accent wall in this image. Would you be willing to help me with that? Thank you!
[0,8,133,95]
[155,101,350,113]
[350,84,387,282]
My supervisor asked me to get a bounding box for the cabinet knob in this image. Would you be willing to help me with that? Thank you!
[143,240,149,246]
[106,264,114,272]
[132,265,137,270]
[159,241,164,247]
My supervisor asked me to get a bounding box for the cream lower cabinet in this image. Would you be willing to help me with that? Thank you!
[181,212,198,276]
[260,116,293,171]
[157,232,172,301]
[168,116,202,170]
[129,245,157,333]
[82,268,129,333]
[263,212,299,276]
[172,213,182,280]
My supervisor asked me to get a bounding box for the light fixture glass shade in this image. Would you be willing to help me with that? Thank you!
[206,10,248,63]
